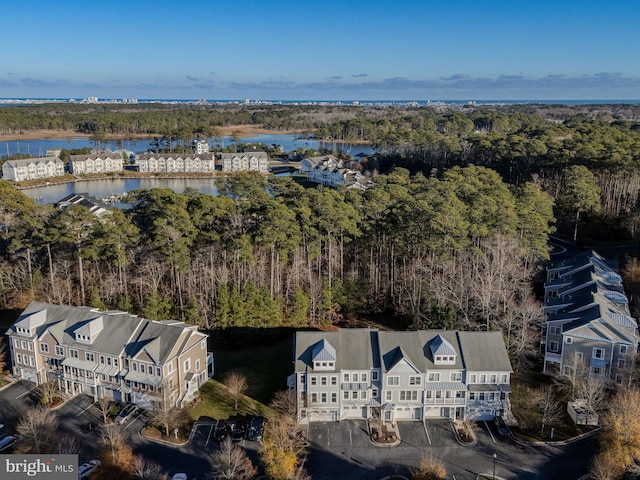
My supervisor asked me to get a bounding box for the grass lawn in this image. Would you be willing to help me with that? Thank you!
[189,379,272,422]
[212,337,293,405]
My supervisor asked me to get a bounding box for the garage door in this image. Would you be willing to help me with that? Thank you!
[394,407,416,420]
[310,410,338,422]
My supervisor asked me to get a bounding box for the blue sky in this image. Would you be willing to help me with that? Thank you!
[1,0,639,100]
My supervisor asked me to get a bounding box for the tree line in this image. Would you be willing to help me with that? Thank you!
[0,165,554,366]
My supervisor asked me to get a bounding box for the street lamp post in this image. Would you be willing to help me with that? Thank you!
[493,453,497,479]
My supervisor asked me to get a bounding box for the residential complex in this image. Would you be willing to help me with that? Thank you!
[193,139,210,154]
[6,302,213,409]
[69,152,124,174]
[289,328,512,423]
[542,250,639,384]
[135,153,216,173]
[301,154,373,189]
[56,192,110,216]
[221,151,269,172]
[2,157,65,181]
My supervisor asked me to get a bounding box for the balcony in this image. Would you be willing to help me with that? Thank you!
[424,398,466,406]
[544,352,562,364]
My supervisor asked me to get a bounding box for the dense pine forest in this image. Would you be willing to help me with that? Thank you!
[2,102,640,370]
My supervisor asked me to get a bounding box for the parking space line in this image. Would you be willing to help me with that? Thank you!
[124,412,144,430]
[205,423,214,446]
[424,422,432,445]
[77,403,95,417]
[484,421,496,443]
[15,385,38,400]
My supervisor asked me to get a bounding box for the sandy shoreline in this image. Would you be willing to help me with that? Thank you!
[0,125,302,142]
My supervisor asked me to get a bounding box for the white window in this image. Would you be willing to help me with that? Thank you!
[16,353,22,364]
[343,373,349,382]
[361,373,367,383]
[169,378,174,390]
[480,374,487,383]
[157,367,162,376]
[593,348,605,359]
[385,391,392,401]
[196,359,201,371]
[372,371,379,381]
[311,376,317,386]
[361,390,367,400]
[184,359,191,371]
[343,391,349,400]
[21,341,26,350]
[620,345,628,355]
[451,372,462,382]
[70,349,78,359]
[428,373,440,382]
[132,362,137,371]
[29,356,35,366]
[300,375,306,385]
[55,345,64,356]
[331,376,337,386]
[549,341,559,352]
[470,374,477,383]
[550,326,560,334]
[140,364,145,374]
[27,342,33,351]
[500,374,508,383]
[14,339,20,349]
[372,388,378,398]
[387,376,399,386]
[409,376,421,385]
[167,362,174,373]
[86,352,95,362]
[399,391,418,401]
[39,343,49,353]
[321,376,327,386]
[311,393,318,403]
[352,373,358,382]
[331,392,337,403]
[352,391,358,399]
[490,374,497,383]
[618,359,626,369]
[321,393,327,403]
[577,352,583,360]
[565,337,573,344]
[201,340,206,350]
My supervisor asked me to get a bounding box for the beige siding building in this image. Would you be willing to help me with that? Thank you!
[7,302,213,409]
[69,153,124,174]
[221,152,268,172]
[136,153,216,173]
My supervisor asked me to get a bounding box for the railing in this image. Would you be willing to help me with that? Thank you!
[424,398,466,405]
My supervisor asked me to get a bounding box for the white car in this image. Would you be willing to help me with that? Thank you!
[78,459,101,479]
[170,474,188,480]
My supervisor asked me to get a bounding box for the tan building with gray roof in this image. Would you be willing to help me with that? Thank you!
[7,302,213,409]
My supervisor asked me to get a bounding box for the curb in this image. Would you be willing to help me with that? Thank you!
[450,420,477,447]
[512,426,601,447]
[138,421,198,447]
[367,419,401,448]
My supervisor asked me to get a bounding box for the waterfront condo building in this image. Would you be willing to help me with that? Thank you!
[221,152,268,172]
[69,152,124,174]
[7,302,214,409]
[290,328,512,423]
[135,153,216,173]
[2,157,65,181]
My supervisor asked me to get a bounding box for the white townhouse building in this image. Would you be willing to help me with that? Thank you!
[302,155,373,190]
[193,139,210,154]
[6,302,214,409]
[221,151,268,172]
[69,152,124,174]
[290,328,512,423]
[2,157,65,181]
[542,250,640,384]
[136,153,216,173]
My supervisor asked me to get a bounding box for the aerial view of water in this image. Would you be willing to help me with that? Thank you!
[0,134,375,158]
[21,178,220,206]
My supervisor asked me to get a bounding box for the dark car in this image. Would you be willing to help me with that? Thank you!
[494,415,511,436]
[246,416,265,442]
[213,420,227,442]
[230,421,246,442]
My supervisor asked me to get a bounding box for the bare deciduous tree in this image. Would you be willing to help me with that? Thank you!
[590,453,622,480]
[58,434,80,455]
[100,423,127,464]
[538,385,563,436]
[209,437,256,480]
[224,372,248,410]
[0,337,7,373]
[148,402,189,436]
[96,397,115,425]
[38,381,61,406]
[133,455,164,480]
[16,407,59,454]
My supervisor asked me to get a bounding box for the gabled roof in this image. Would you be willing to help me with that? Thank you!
[14,308,48,330]
[383,346,420,373]
[294,329,376,372]
[74,315,104,337]
[4,157,62,167]
[311,339,336,362]
[430,334,457,357]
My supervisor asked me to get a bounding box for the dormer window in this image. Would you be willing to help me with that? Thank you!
[16,326,30,336]
[75,333,91,344]
[311,339,336,371]
[430,335,457,365]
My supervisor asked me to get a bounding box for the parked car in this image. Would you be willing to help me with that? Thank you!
[493,415,511,437]
[0,435,16,452]
[78,459,101,479]
[115,404,138,425]
[213,419,227,442]
[246,416,265,442]
[170,474,188,480]
[230,421,246,442]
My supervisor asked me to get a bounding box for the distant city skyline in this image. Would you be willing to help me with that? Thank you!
[1,0,639,100]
